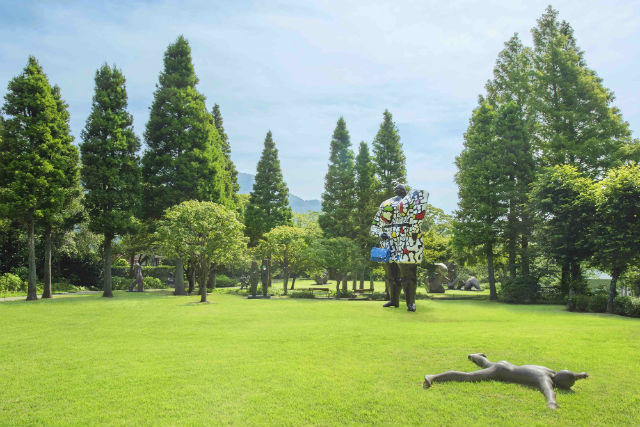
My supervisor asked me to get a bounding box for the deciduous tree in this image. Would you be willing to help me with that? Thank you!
[156,201,247,303]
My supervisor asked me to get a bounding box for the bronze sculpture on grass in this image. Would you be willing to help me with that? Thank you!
[423,353,588,409]
[371,183,428,311]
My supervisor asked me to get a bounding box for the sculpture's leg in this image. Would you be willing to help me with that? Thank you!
[424,367,496,388]
[399,264,417,311]
[538,377,558,410]
[383,264,400,307]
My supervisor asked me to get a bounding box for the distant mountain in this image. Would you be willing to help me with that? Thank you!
[237,172,321,213]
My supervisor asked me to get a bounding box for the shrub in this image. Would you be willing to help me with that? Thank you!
[10,266,29,282]
[142,265,175,283]
[51,281,86,293]
[587,294,608,313]
[112,276,130,290]
[112,258,129,267]
[629,297,640,317]
[143,276,165,289]
[0,273,25,294]
[499,276,539,303]
[58,252,102,288]
[574,294,590,312]
[213,274,237,288]
[111,266,129,278]
[289,290,316,299]
[334,289,355,299]
[614,295,633,315]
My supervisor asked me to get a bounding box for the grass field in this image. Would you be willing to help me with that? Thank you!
[1,289,639,426]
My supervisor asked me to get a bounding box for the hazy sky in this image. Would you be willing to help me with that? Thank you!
[1,0,639,212]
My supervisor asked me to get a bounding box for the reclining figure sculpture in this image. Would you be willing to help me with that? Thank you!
[423,353,588,409]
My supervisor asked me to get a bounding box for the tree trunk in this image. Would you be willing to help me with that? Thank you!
[486,243,497,301]
[360,267,365,289]
[283,267,289,295]
[103,235,114,298]
[200,263,208,303]
[342,274,347,291]
[336,273,341,294]
[607,268,621,313]
[129,254,135,277]
[174,258,187,295]
[188,267,195,295]
[520,235,530,277]
[290,276,296,290]
[352,270,357,291]
[42,229,52,299]
[560,262,570,295]
[26,220,38,301]
[570,262,582,282]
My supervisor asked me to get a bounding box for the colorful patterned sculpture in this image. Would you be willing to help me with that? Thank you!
[371,184,428,311]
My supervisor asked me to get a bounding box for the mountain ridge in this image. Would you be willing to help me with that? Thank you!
[237,172,321,213]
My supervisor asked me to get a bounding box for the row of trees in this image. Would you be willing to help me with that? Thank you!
[0,35,294,300]
[453,6,639,310]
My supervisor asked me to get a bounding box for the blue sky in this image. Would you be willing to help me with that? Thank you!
[1,0,639,213]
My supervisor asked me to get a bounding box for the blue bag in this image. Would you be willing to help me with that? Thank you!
[370,246,390,263]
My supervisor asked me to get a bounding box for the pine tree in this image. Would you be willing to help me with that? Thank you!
[142,35,229,220]
[245,131,292,245]
[531,6,633,178]
[0,56,80,301]
[80,64,142,298]
[319,117,356,238]
[39,84,82,299]
[485,33,536,281]
[494,101,534,280]
[354,141,378,249]
[372,110,406,199]
[453,100,506,300]
[212,104,239,203]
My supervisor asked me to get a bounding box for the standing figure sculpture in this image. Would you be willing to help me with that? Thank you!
[128,262,144,292]
[371,183,428,311]
[423,353,588,409]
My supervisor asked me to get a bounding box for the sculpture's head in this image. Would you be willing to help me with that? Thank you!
[553,370,588,389]
[468,353,488,367]
[393,183,407,197]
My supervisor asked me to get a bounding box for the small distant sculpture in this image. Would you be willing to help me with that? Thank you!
[463,276,482,291]
[128,262,144,292]
[446,260,464,290]
[427,263,447,293]
[249,261,259,298]
[423,353,588,409]
[167,272,175,288]
[371,183,429,311]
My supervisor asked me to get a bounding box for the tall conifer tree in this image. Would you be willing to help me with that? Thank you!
[0,56,79,300]
[142,35,229,220]
[453,100,506,300]
[372,110,406,199]
[531,6,633,178]
[245,131,292,245]
[211,104,239,204]
[354,141,378,249]
[319,117,356,238]
[81,64,141,298]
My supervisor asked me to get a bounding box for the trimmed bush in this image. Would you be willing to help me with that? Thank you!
[143,276,165,289]
[112,276,131,290]
[499,275,539,303]
[112,258,129,267]
[289,290,316,299]
[214,274,237,288]
[575,294,590,312]
[334,289,355,299]
[0,273,25,294]
[143,266,175,283]
[587,294,608,313]
[111,266,129,278]
[614,296,632,315]
[51,281,86,293]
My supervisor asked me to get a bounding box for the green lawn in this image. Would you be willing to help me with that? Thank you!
[1,290,639,426]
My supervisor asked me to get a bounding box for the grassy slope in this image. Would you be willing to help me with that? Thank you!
[1,291,639,426]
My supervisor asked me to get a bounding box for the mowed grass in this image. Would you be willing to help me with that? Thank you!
[1,291,639,426]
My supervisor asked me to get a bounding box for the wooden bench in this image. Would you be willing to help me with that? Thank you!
[351,287,375,299]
